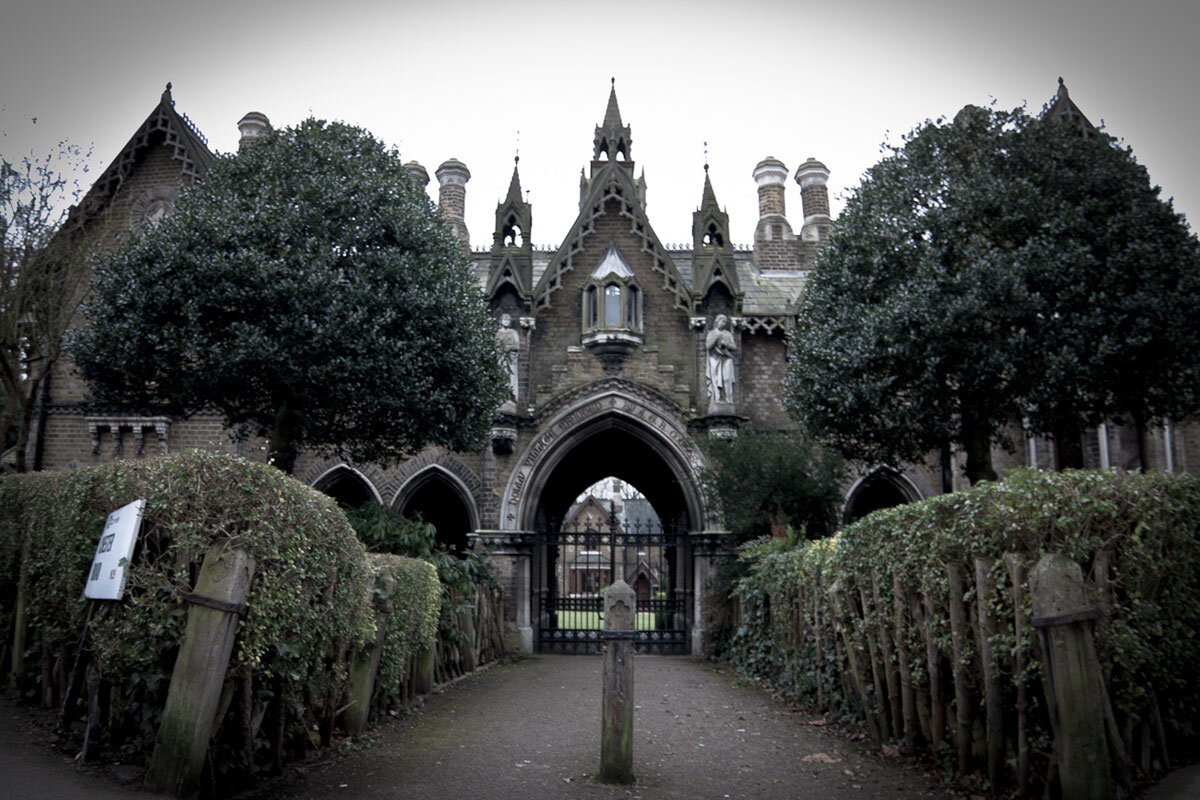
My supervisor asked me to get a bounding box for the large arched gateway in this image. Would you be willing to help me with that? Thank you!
[480,385,724,654]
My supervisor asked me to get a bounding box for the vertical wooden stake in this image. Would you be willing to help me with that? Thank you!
[946,563,971,778]
[1004,553,1030,798]
[891,573,919,753]
[346,570,395,737]
[146,546,255,799]
[829,581,883,745]
[974,558,1004,787]
[871,572,902,744]
[1030,554,1113,800]
[920,590,946,751]
[600,580,635,785]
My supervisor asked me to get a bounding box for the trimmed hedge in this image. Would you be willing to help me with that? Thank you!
[717,469,1200,791]
[368,552,440,711]
[0,451,442,789]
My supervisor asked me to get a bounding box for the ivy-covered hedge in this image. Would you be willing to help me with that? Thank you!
[367,553,440,711]
[0,452,441,791]
[716,469,1200,792]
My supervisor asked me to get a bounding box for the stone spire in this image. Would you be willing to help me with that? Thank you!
[505,155,523,203]
[593,79,633,167]
[1045,77,1097,137]
[693,163,738,302]
[487,155,533,303]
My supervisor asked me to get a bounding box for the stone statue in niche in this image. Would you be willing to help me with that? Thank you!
[706,314,736,407]
[496,313,520,410]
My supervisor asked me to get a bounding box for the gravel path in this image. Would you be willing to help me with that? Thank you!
[260,655,947,800]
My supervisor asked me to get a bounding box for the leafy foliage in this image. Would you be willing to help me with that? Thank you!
[698,427,845,542]
[72,119,507,472]
[345,502,496,655]
[0,451,377,783]
[786,104,1200,483]
[718,468,1200,787]
[366,553,440,711]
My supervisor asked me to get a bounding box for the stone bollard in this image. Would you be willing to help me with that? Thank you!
[146,545,255,798]
[600,580,636,784]
[1030,553,1112,800]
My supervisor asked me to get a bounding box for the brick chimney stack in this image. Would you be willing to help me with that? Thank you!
[795,157,831,243]
[435,158,471,249]
[752,156,788,218]
[236,112,270,150]
[752,156,797,269]
[404,160,430,190]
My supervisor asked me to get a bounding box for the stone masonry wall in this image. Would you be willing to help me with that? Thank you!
[740,331,791,428]
[527,198,698,411]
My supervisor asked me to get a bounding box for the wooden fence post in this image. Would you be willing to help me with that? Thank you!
[974,557,1004,787]
[829,580,883,745]
[1030,553,1112,800]
[145,546,255,799]
[415,645,435,695]
[345,569,396,736]
[600,580,635,785]
[946,563,972,777]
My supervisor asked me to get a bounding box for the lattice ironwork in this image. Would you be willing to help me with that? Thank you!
[533,509,690,654]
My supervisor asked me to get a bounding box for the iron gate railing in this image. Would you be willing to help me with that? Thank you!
[533,515,690,654]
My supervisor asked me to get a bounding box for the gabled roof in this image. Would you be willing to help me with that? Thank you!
[533,158,691,313]
[1044,77,1097,136]
[86,83,214,208]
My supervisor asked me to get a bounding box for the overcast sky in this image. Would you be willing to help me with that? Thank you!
[3,0,1197,250]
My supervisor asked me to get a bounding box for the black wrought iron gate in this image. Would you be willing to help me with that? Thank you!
[533,516,690,654]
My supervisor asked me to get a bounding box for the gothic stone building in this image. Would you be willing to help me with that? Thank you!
[29,82,1198,655]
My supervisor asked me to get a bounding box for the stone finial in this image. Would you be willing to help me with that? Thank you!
[404,160,430,189]
[752,156,788,218]
[236,112,270,150]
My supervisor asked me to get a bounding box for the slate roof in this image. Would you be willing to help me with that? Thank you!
[473,247,808,315]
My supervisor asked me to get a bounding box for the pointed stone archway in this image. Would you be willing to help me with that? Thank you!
[393,464,482,556]
[842,466,927,525]
[493,384,723,655]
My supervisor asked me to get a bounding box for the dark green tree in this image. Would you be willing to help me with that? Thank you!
[73,119,507,472]
[699,428,845,542]
[786,104,1200,485]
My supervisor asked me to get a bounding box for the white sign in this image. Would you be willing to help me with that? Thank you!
[84,499,146,601]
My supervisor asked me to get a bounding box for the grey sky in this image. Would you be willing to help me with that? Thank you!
[2,0,1197,249]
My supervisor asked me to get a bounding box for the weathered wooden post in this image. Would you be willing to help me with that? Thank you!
[146,545,255,798]
[600,580,636,784]
[346,567,396,736]
[1030,553,1112,800]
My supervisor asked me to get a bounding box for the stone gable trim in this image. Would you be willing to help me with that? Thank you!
[532,162,691,314]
